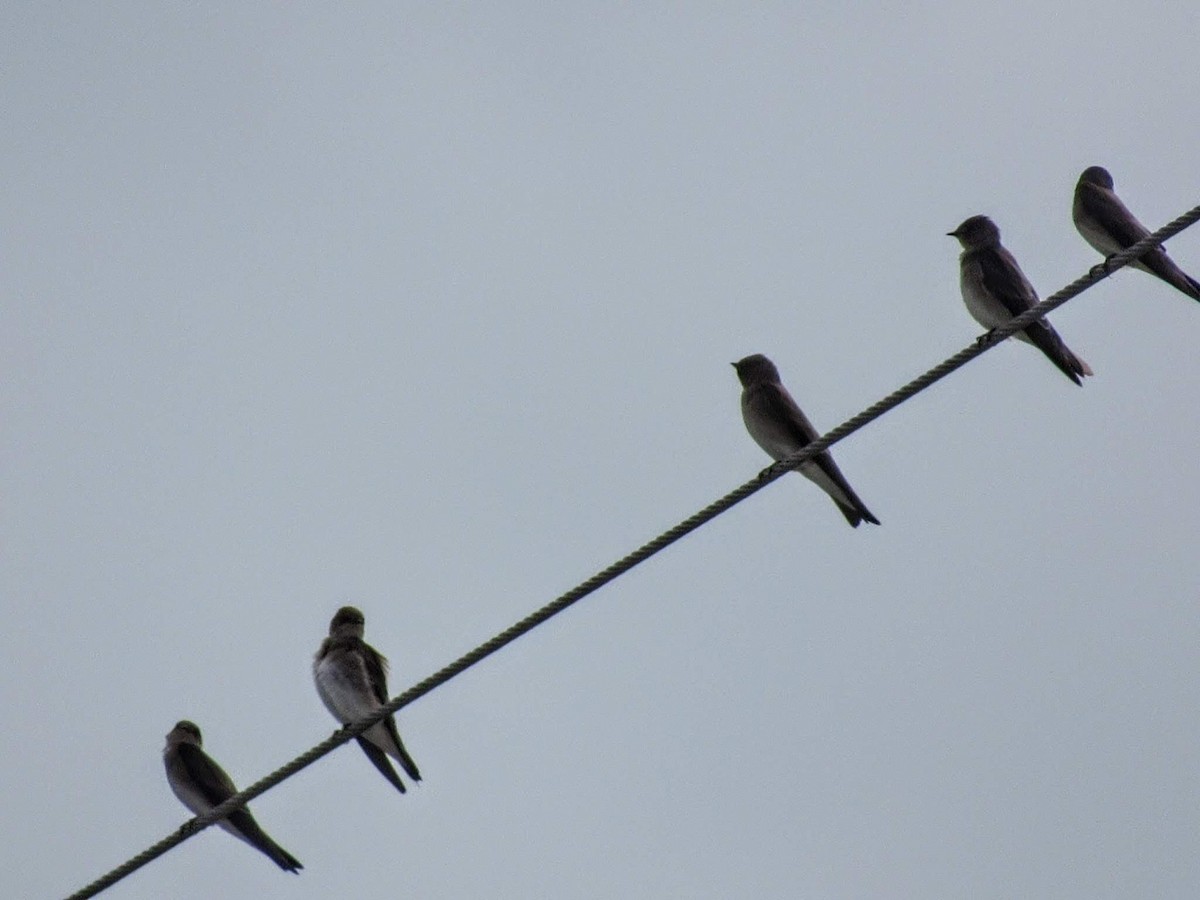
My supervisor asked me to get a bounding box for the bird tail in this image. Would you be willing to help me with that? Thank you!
[378,716,422,782]
[800,456,881,528]
[357,735,408,794]
[833,499,881,528]
[1061,345,1094,381]
[1139,248,1200,302]
[392,733,422,783]
[1182,272,1200,302]
[230,811,303,872]
[265,841,304,873]
[1027,322,1092,386]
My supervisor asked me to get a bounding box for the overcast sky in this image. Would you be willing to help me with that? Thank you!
[4,4,1199,899]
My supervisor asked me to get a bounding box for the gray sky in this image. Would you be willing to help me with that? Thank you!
[4,4,1199,899]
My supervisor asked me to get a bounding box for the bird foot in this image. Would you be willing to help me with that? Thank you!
[974,329,999,348]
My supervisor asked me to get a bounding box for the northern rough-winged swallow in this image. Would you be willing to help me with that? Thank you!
[163,720,303,873]
[733,354,880,527]
[1073,165,1200,302]
[314,606,421,794]
[949,215,1093,385]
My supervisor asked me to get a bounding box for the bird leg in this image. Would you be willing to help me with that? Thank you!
[975,328,1001,348]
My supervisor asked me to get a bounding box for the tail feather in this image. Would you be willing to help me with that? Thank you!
[228,810,303,873]
[1169,268,1200,302]
[833,499,880,528]
[264,841,304,873]
[1139,248,1200,302]
[383,717,422,782]
[1186,273,1200,301]
[834,500,863,528]
[1026,322,1092,386]
[357,736,408,794]
[395,742,422,783]
[801,455,881,528]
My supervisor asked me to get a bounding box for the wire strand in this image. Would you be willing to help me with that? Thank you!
[62,204,1200,900]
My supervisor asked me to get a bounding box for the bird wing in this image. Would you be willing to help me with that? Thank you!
[362,641,391,705]
[176,743,238,807]
[753,383,820,447]
[1078,182,1149,248]
[974,246,1040,317]
[356,736,408,793]
[361,640,421,780]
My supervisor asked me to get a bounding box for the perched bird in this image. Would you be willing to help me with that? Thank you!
[1073,165,1200,302]
[314,606,421,794]
[733,353,879,527]
[949,215,1093,385]
[163,720,303,873]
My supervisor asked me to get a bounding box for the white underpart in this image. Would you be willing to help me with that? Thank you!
[1079,206,1164,281]
[1076,210,1125,258]
[314,655,403,760]
[167,771,213,817]
[798,460,854,508]
[166,759,251,844]
[961,261,1034,345]
[743,405,804,463]
[740,403,853,508]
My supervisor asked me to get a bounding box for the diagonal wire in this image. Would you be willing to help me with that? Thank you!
[63,204,1200,900]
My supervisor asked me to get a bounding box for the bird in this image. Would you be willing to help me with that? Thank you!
[948,214,1093,385]
[733,353,879,527]
[162,720,303,873]
[1073,165,1200,302]
[313,606,421,794]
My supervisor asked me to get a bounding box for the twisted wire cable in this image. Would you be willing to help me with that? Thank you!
[63,202,1200,900]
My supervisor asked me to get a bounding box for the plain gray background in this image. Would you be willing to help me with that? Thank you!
[4,4,1198,898]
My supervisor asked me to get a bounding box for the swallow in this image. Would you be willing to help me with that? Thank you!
[314,606,421,794]
[1074,165,1200,301]
[949,214,1093,385]
[733,353,880,527]
[163,720,302,872]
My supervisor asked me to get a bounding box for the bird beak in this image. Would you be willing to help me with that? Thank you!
[729,362,738,368]
[945,230,957,238]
